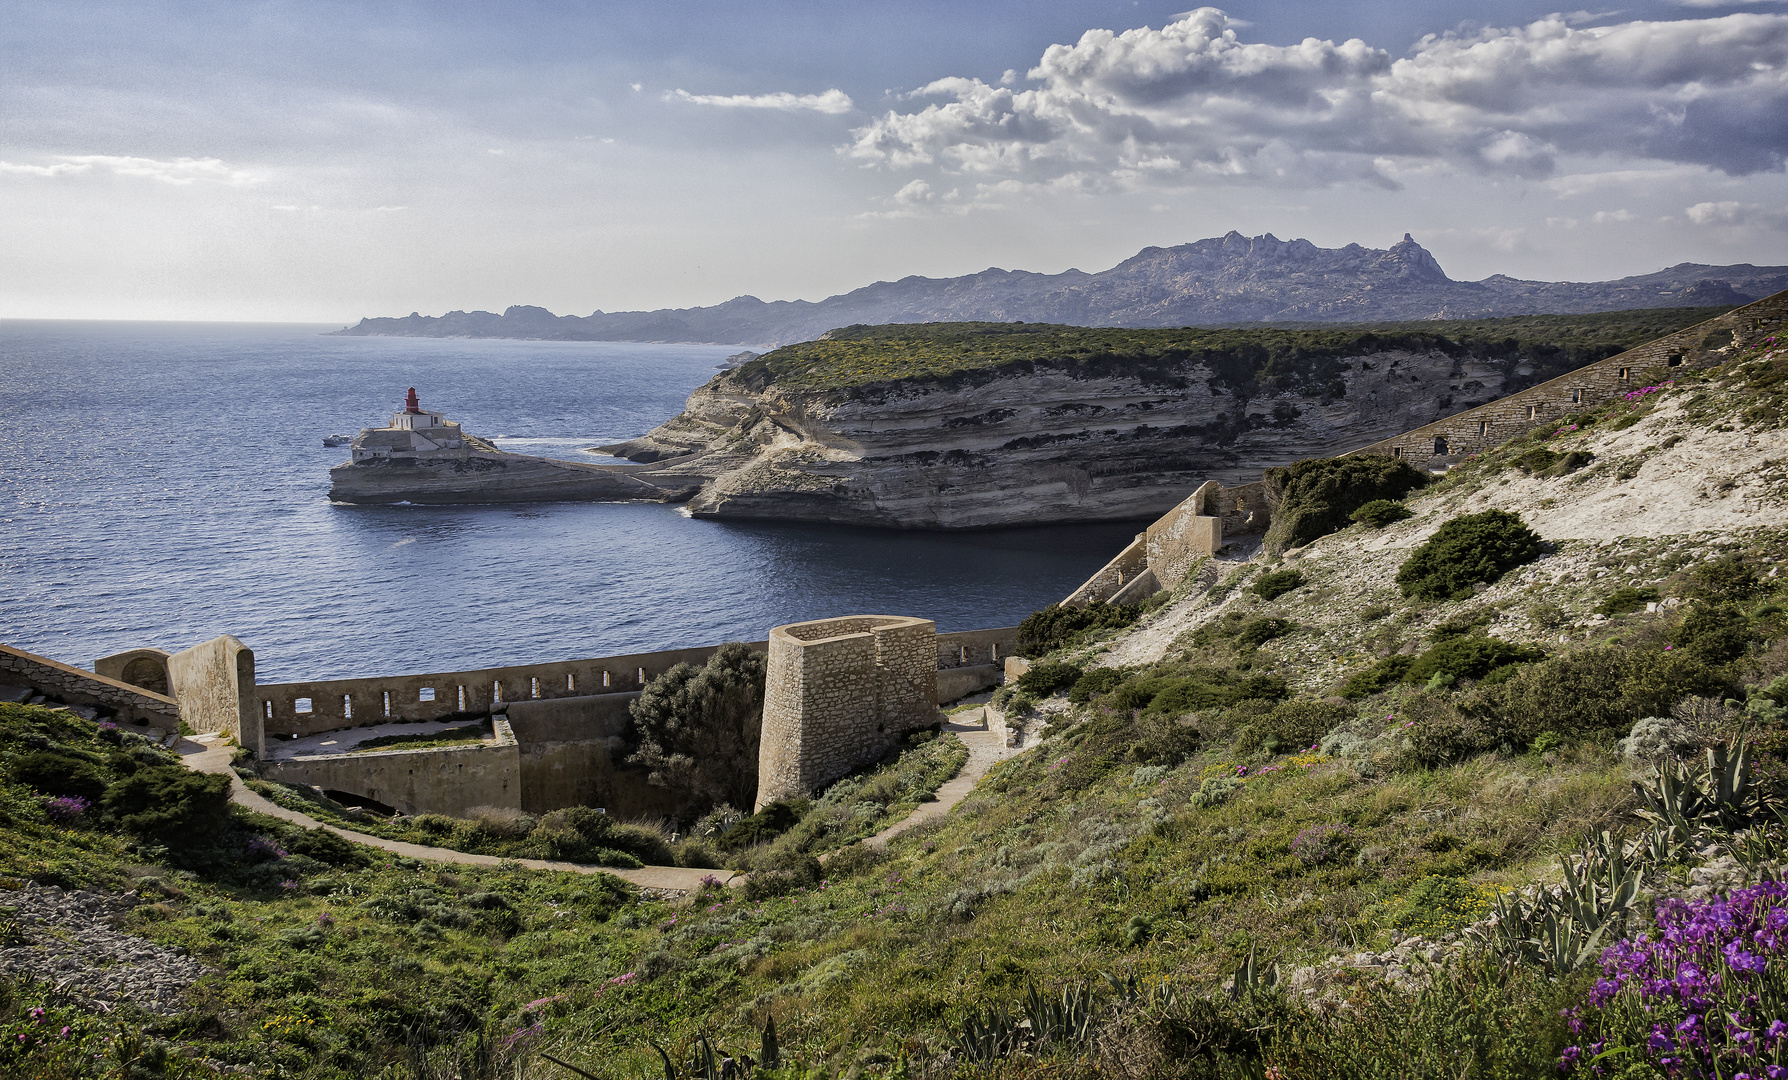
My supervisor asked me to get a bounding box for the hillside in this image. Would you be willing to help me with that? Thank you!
[2,330,1786,1078]
[595,307,1736,528]
[331,232,1788,348]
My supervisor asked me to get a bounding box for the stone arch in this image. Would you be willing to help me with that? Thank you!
[121,656,170,696]
[1433,436,1450,456]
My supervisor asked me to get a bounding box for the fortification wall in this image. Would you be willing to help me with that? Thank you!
[0,642,181,728]
[250,640,766,740]
[258,718,522,817]
[1354,292,1788,463]
[500,692,684,815]
[756,615,938,810]
[1061,536,1148,607]
[94,649,172,697]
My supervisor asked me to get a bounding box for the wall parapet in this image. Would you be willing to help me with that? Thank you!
[0,643,181,727]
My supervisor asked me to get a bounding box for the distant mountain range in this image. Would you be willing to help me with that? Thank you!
[333,231,1788,348]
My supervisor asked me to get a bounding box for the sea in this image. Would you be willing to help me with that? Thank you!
[0,321,1142,682]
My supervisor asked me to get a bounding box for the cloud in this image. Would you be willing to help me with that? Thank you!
[0,160,91,177]
[1685,200,1788,227]
[1,154,260,185]
[670,88,854,115]
[846,7,1788,202]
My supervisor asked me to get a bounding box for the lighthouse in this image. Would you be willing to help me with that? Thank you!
[390,387,446,431]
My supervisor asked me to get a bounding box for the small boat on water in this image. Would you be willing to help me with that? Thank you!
[322,434,350,447]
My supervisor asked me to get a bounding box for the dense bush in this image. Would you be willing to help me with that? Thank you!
[1068,668,1128,704]
[1016,662,1084,697]
[1672,602,1755,665]
[1260,699,1352,752]
[286,826,371,868]
[739,848,823,901]
[1016,601,1146,657]
[1462,645,1733,744]
[1595,586,1659,615]
[9,750,109,804]
[1350,499,1413,528]
[101,767,233,846]
[1236,617,1293,647]
[1403,636,1545,685]
[1263,456,1429,552]
[1396,510,1544,601]
[628,642,767,813]
[716,801,805,852]
[1689,553,1764,602]
[1111,669,1288,715]
[1251,569,1306,601]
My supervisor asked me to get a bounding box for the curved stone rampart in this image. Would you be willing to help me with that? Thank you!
[755,615,938,810]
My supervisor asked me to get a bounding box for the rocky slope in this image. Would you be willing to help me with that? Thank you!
[333,232,1788,347]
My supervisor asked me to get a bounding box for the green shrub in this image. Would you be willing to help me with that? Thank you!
[1016,662,1084,698]
[1262,456,1429,552]
[1385,875,1497,936]
[9,750,109,803]
[1672,603,1755,666]
[1342,655,1413,699]
[1117,670,1288,715]
[1016,601,1146,657]
[1690,554,1764,602]
[1236,618,1293,647]
[1465,645,1732,744]
[1252,569,1306,601]
[1427,610,1494,642]
[1350,500,1414,528]
[1068,668,1128,704]
[102,767,232,846]
[1403,636,1545,685]
[1127,713,1202,766]
[628,641,767,813]
[606,823,677,865]
[740,849,823,901]
[717,801,805,852]
[1261,699,1351,753]
[1396,510,1543,601]
[286,827,370,868]
[1596,586,1660,616]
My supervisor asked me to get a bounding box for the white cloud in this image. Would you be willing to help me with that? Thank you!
[846,7,1788,204]
[0,160,91,177]
[59,154,259,185]
[893,179,933,204]
[669,88,854,115]
[1686,200,1788,227]
[1593,209,1636,223]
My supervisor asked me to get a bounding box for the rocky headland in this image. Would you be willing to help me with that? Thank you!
[593,314,1730,528]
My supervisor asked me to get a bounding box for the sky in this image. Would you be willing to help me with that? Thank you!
[2,0,1787,322]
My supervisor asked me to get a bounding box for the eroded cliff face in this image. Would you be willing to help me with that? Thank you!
[602,350,1521,528]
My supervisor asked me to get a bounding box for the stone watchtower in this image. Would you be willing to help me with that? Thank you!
[754,615,939,810]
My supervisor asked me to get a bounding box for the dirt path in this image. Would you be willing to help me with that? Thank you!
[862,715,1023,848]
[180,719,1029,893]
[177,736,729,895]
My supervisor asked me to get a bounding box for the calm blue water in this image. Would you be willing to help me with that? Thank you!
[0,321,1140,681]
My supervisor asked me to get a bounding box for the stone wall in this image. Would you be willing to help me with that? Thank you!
[166,636,260,756]
[250,640,767,740]
[0,643,181,727]
[755,615,938,810]
[501,692,685,816]
[93,649,172,696]
[1061,536,1149,607]
[258,718,522,817]
[1355,292,1788,464]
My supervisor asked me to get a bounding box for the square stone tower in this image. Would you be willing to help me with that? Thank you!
[755,615,938,810]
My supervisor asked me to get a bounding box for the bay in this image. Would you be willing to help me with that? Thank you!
[0,320,1140,681]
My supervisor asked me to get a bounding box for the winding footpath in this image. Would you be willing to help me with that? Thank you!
[177,714,1022,896]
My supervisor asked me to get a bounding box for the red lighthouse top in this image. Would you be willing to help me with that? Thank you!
[403,387,422,414]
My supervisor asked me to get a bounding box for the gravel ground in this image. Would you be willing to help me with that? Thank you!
[0,882,211,1015]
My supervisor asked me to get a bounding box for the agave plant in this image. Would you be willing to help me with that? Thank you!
[1021,981,1103,1051]
[954,1004,1024,1063]
[1632,740,1769,833]
[1470,831,1642,976]
[1226,943,1280,1000]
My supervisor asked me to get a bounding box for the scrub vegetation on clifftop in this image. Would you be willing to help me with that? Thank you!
[730,307,1728,396]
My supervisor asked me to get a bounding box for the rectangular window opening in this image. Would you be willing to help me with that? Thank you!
[531,677,540,699]
[991,644,1000,662]
[343,695,352,719]
[493,681,502,703]
[1571,388,1585,404]
[637,667,646,686]
[1525,405,1538,420]
[263,701,273,721]
[566,674,575,692]
[1618,367,1632,380]
[1478,420,1489,436]
[382,691,391,718]
[295,697,312,714]
[419,687,435,702]
[457,685,466,711]
[602,670,611,689]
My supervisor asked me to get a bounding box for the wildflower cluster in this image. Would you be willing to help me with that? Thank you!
[1621,380,1675,406]
[1562,880,1787,1077]
[244,837,287,862]
[40,795,89,824]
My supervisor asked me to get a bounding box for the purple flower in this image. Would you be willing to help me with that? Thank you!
[41,796,89,824]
